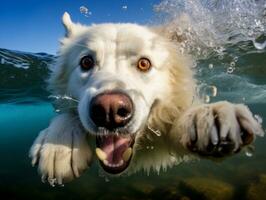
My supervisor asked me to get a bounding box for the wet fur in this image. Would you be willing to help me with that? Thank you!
[29,13,264,185]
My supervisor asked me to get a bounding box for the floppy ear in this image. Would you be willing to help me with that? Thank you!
[62,12,74,37]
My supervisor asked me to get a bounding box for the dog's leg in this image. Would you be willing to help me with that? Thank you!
[29,113,92,186]
[171,101,264,157]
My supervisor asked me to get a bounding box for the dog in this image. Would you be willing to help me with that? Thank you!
[29,12,264,186]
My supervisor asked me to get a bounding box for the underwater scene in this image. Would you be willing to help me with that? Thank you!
[0,0,266,199]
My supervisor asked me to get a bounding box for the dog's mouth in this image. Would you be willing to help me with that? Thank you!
[95,134,135,174]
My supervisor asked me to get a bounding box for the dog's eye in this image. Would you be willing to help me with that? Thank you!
[80,55,94,70]
[137,58,151,72]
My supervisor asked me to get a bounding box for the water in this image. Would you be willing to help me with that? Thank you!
[1,0,266,199]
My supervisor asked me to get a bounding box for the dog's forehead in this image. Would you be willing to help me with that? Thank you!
[90,23,156,41]
[83,24,160,52]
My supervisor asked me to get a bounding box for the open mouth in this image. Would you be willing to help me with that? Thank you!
[95,134,135,174]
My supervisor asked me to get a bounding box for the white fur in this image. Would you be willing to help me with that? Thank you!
[29,113,92,185]
[29,12,264,185]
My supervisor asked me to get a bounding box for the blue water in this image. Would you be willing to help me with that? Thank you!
[0,44,265,199]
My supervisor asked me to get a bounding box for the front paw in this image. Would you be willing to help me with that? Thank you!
[178,101,264,157]
[29,114,92,186]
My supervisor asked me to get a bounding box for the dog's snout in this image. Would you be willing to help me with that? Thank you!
[90,92,133,130]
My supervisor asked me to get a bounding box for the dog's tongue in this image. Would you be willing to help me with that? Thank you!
[97,135,131,164]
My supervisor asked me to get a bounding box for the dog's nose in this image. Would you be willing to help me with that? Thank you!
[90,92,133,130]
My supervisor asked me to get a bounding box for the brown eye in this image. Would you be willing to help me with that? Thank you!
[80,55,94,70]
[137,58,151,72]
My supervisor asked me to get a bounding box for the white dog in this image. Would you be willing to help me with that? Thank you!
[29,12,264,186]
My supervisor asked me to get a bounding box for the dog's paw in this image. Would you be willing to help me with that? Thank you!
[29,114,92,186]
[178,101,264,157]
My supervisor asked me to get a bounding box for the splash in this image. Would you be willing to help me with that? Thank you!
[154,0,266,103]
[154,0,266,54]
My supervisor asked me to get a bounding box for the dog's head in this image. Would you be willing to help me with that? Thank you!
[49,13,194,174]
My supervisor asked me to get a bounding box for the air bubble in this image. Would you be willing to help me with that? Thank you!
[48,178,57,187]
[248,30,254,37]
[197,47,201,55]
[122,5,128,10]
[245,151,253,157]
[198,84,218,103]
[208,63,213,69]
[227,66,235,73]
[208,41,214,47]
[204,95,210,103]
[253,40,266,50]
[202,50,208,58]
[211,86,217,97]
[192,62,197,68]
[230,62,236,67]
[233,56,238,62]
[205,85,217,97]
[80,6,92,17]
[105,177,110,182]
[176,28,183,36]
[245,145,254,157]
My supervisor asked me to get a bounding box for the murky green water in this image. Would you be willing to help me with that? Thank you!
[0,104,266,200]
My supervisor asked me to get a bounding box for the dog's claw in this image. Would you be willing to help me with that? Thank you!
[179,101,264,157]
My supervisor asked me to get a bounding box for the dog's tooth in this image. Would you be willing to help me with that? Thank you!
[103,159,109,166]
[95,148,107,161]
[119,160,124,166]
[122,147,132,162]
[117,160,124,167]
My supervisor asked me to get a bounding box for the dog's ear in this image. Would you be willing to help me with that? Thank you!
[62,12,88,38]
[62,12,75,37]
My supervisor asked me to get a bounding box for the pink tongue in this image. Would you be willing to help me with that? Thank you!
[98,135,131,164]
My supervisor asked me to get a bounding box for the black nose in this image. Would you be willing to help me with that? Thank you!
[90,92,133,130]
